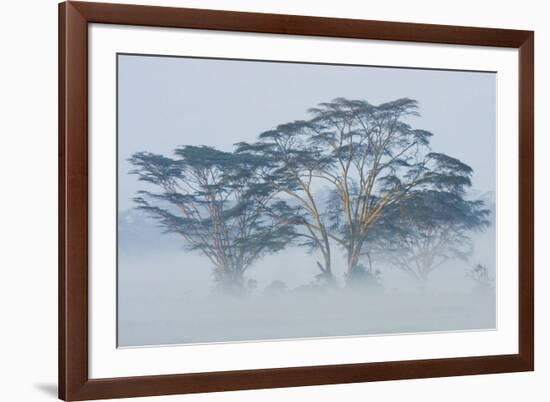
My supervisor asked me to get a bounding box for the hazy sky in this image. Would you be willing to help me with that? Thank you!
[117,54,497,211]
[117,54,497,346]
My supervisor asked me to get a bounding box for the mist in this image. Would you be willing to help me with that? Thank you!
[117,54,497,347]
[117,207,496,347]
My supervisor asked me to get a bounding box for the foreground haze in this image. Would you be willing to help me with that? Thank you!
[117,205,496,346]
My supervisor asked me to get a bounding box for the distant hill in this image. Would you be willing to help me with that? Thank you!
[118,208,183,254]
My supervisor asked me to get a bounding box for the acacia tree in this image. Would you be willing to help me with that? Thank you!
[467,263,494,292]
[129,145,294,294]
[238,97,474,283]
[236,122,336,283]
[361,190,490,283]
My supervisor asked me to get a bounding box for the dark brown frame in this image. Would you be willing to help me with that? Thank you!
[59,1,534,400]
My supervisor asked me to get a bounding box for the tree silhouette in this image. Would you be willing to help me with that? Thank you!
[361,190,490,283]
[129,96,489,292]
[238,97,475,284]
[129,146,294,294]
[467,263,494,292]
[236,121,336,283]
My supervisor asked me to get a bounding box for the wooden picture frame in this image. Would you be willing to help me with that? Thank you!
[59,1,534,400]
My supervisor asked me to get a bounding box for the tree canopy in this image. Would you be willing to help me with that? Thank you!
[130,96,491,293]
[129,145,294,293]
[360,190,490,282]
[236,97,479,283]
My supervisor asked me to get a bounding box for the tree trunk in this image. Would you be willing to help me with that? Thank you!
[345,243,381,291]
[316,259,335,285]
[214,266,245,296]
[314,232,334,285]
[346,246,361,277]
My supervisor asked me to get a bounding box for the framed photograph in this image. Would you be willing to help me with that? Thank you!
[59,1,534,400]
